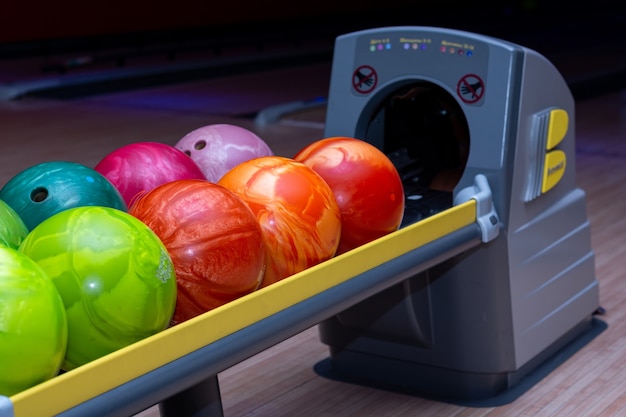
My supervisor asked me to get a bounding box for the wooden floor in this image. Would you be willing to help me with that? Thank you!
[1,53,625,416]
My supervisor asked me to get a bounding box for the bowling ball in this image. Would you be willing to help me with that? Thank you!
[0,199,28,249]
[0,161,127,231]
[0,246,67,396]
[19,206,176,371]
[129,179,266,325]
[175,124,273,182]
[295,137,405,254]
[218,156,341,287]
[94,141,206,207]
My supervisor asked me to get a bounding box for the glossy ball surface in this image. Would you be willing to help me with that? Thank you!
[218,156,341,287]
[0,246,67,396]
[0,199,28,249]
[95,141,206,207]
[295,137,405,254]
[0,161,127,231]
[129,179,265,325]
[19,206,176,370]
[175,124,273,182]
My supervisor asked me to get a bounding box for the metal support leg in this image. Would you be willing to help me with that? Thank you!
[158,375,224,417]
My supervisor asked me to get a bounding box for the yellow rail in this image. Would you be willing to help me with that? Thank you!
[8,199,477,417]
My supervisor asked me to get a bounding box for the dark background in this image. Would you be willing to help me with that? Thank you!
[1,1,624,100]
[2,1,622,55]
[0,1,529,44]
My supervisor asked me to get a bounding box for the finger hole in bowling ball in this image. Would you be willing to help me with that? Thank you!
[193,140,206,151]
[30,187,48,203]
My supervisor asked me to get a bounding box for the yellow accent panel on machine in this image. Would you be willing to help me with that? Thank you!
[542,149,567,194]
[546,108,569,150]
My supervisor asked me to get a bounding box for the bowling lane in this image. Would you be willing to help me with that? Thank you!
[78,62,332,119]
[0,62,331,187]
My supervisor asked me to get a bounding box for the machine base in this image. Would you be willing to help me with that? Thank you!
[315,316,606,407]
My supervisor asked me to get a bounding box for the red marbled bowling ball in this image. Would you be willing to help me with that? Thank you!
[218,156,341,287]
[129,179,266,325]
[95,142,206,207]
[175,124,273,182]
[295,137,405,254]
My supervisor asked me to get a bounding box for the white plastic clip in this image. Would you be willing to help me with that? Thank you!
[454,174,500,243]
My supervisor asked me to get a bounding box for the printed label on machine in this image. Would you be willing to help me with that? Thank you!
[457,74,485,104]
[352,65,378,94]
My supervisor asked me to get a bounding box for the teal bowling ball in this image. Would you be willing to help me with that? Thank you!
[0,199,28,249]
[0,246,67,396]
[0,161,127,231]
[19,206,177,371]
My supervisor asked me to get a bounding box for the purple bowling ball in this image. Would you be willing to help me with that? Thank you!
[175,124,273,182]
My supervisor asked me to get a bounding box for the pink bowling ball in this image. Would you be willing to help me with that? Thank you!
[95,141,206,206]
[175,124,273,182]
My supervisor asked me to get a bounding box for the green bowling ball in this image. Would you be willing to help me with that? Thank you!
[0,199,28,249]
[0,246,67,396]
[0,161,127,231]
[19,206,177,371]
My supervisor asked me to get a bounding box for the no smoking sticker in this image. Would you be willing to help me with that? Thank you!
[353,65,377,94]
[457,74,485,104]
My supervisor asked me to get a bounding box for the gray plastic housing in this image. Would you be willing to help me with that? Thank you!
[319,26,599,400]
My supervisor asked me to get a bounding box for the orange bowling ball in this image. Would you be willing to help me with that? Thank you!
[218,156,341,287]
[129,179,266,325]
[295,137,405,254]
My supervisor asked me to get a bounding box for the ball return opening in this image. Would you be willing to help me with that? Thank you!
[0,26,602,417]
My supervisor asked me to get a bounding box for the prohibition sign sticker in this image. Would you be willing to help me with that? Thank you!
[457,74,485,104]
[353,65,377,94]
